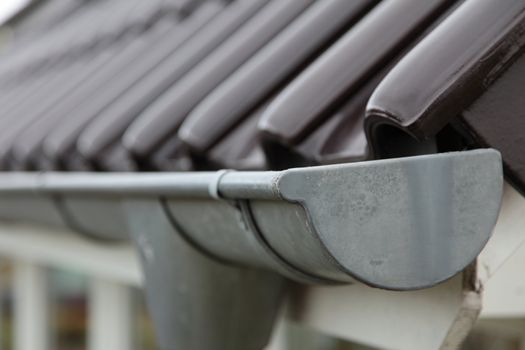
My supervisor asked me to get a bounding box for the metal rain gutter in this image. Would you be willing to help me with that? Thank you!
[0,149,503,349]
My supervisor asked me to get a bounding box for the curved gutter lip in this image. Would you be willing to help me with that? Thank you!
[276,149,503,290]
[0,150,503,290]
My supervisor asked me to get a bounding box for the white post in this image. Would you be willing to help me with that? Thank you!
[88,278,133,350]
[13,261,50,350]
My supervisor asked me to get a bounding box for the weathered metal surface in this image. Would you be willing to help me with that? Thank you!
[0,182,523,350]
[0,150,503,290]
[254,150,502,289]
[281,183,525,349]
[56,195,129,241]
[124,198,286,350]
[165,196,334,284]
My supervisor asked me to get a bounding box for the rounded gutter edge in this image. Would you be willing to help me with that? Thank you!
[276,149,503,290]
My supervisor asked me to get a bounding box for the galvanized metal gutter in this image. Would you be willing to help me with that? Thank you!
[0,149,503,349]
[0,149,503,288]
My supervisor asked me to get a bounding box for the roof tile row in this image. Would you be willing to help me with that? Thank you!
[0,0,522,192]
